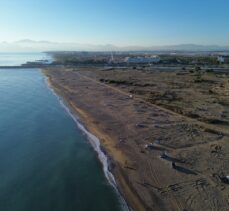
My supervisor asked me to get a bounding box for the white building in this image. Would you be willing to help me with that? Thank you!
[217,56,229,63]
[124,56,160,64]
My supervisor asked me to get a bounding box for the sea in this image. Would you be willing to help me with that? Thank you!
[0,52,53,66]
[0,53,124,211]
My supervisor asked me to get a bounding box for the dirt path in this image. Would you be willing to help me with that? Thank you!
[44,68,229,211]
[76,71,229,138]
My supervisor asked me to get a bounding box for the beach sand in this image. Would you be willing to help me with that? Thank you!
[43,67,229,211]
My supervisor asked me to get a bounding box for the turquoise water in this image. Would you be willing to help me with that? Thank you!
[0,68,123,211]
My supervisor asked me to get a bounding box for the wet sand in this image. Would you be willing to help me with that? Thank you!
[43,67,229,211]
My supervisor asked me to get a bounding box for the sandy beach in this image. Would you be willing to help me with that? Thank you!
[43,67,229,211]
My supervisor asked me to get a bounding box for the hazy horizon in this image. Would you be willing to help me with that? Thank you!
[1,39,229,52]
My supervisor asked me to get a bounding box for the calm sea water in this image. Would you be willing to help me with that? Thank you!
[0,68,123,211]
[0,52,52,66]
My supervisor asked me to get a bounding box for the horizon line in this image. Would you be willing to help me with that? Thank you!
[1,39,229,48]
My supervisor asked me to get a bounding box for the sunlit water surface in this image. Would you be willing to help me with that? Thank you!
[0,68,122,211]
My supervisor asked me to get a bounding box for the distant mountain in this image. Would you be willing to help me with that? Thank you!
[0,40,118,52]
[0,40,229,52]
[149,44,229,51]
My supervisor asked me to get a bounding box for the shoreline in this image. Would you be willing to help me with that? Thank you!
[65,102,146,211]
[42,70,133,211]
[41,68,173,211]
[42,67,229,211]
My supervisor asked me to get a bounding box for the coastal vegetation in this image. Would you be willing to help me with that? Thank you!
[44,62,229,210]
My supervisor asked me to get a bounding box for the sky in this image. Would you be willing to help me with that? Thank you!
[0,0,229,46]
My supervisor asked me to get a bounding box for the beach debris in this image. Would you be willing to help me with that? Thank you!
[145,143,166,152]
[124,165,136,171]
[136,123,146,128]
[140,149,145,153]
[160,151,168,159]
[220,175,229,184]
[171,163,197,175]
[129,94,133,99]
[119,139,125,143]
[144,143,154,149]
[210,144,222,154]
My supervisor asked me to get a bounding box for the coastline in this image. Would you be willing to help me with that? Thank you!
[64,102,146,211]
[42,70,134,211]
[41,68,177,211]
[42,67,229,211]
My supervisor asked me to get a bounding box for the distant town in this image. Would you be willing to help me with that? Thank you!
[1,51,229,72]
[47,51,229,67]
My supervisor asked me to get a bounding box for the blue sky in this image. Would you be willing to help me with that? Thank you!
[0,0,229,46]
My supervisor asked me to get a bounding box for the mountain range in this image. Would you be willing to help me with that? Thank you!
[0,39,229,52]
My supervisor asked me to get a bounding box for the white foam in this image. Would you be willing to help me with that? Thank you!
[43,74,131,211]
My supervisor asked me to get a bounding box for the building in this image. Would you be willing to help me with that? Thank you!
[217,55,229,63]
[124,56,160,64]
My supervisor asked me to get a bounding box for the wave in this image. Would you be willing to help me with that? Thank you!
[43,73,131,211]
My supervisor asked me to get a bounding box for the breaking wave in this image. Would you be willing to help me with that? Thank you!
[44,74,130,211]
